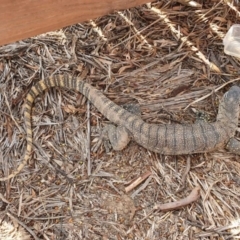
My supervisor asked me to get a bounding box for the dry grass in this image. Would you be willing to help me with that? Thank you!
[0,0,240,239]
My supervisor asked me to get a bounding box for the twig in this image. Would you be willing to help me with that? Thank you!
[87,100,91,176]
[113,16,163,49]
[131,176,153,198]
[154,186,201,212]
[3,92,21,132]
[125,170,152,193]
[176,156,191,193]
[184,77,240,110]
[177,0,202,7]
[0,193,10,204]
[7,212,40,240]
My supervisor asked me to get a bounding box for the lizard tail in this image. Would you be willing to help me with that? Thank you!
[0,75,74,180]
[0,75,126,181]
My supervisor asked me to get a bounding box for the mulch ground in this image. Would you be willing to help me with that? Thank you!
[0,0,240,239]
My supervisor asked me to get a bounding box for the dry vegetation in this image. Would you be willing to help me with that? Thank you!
[0,0,240,239]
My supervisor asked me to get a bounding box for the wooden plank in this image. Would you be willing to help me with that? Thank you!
[0,0,150,46]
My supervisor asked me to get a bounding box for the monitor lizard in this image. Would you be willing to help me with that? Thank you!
[1,74,240,181]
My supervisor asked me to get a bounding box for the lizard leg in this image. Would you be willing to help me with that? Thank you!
[193,109,210,122]
[103,125,131,151]
[102,104,140,152]
[122,103,141,116]
[226,138,240,155]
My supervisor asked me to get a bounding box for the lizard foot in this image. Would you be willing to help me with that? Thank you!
[102,125,131,152]
[192,108,210,122]
[101,103,140,152]
[122,103,141,116]
[226,137,240,155]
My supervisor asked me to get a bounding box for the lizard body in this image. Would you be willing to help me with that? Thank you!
[1,74,240,181]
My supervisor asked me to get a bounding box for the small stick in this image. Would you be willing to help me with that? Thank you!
[184,77,240,110]
[0,193,10,204]
[177,0,202,8]
[176,156,191,193]
[125,170,152,193]
[87,101,91,176]
[154,186,200,212]
[7,212,40,240]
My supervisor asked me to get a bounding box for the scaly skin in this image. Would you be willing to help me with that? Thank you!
[1,75,240,181]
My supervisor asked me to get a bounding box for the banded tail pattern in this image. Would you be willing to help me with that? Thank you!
[0,75,135,181]
[0,75,240,181]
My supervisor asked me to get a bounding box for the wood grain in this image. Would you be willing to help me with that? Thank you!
[0,0,150,46]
